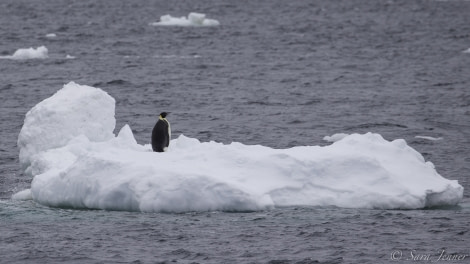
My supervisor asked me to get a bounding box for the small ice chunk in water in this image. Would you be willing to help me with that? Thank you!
[0,46,48,60]
[415,136,443,141]
[149,12,220,27]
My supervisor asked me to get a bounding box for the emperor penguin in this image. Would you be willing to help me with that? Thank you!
[151,112,171,152]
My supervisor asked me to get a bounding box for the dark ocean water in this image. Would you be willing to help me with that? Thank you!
[1,0,469,263]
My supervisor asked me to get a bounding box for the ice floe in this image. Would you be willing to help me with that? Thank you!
[13,82,463,212]
[0,46,49,60]
[149,12,220,27]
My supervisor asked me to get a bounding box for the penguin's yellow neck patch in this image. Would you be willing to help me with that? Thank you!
[159,115,168,122]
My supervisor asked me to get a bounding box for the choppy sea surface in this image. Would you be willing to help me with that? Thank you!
[1,0,469,263]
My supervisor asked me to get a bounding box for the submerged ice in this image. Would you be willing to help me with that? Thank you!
[149,12,220,27]
[14,82,463,212]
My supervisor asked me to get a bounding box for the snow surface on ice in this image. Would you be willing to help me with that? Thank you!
[149,12,220,27]
[0,46,48,60]
[14,82,463,212]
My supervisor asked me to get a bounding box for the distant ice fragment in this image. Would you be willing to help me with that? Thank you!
[415,135,443,141]
[66,54,76,59]
[463,48,470,53]
[0,46,48,60]
[46,33,57,38]
[149,12,220,27]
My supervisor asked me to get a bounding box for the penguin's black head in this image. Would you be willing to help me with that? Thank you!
[159,112,169,118]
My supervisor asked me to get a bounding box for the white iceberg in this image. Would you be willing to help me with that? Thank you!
[149,12,220,27]
[13,82,463,212]
[463,48,470,54]
[0,46,49,60]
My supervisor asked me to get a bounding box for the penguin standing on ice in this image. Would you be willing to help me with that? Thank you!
[151,112,171,152]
